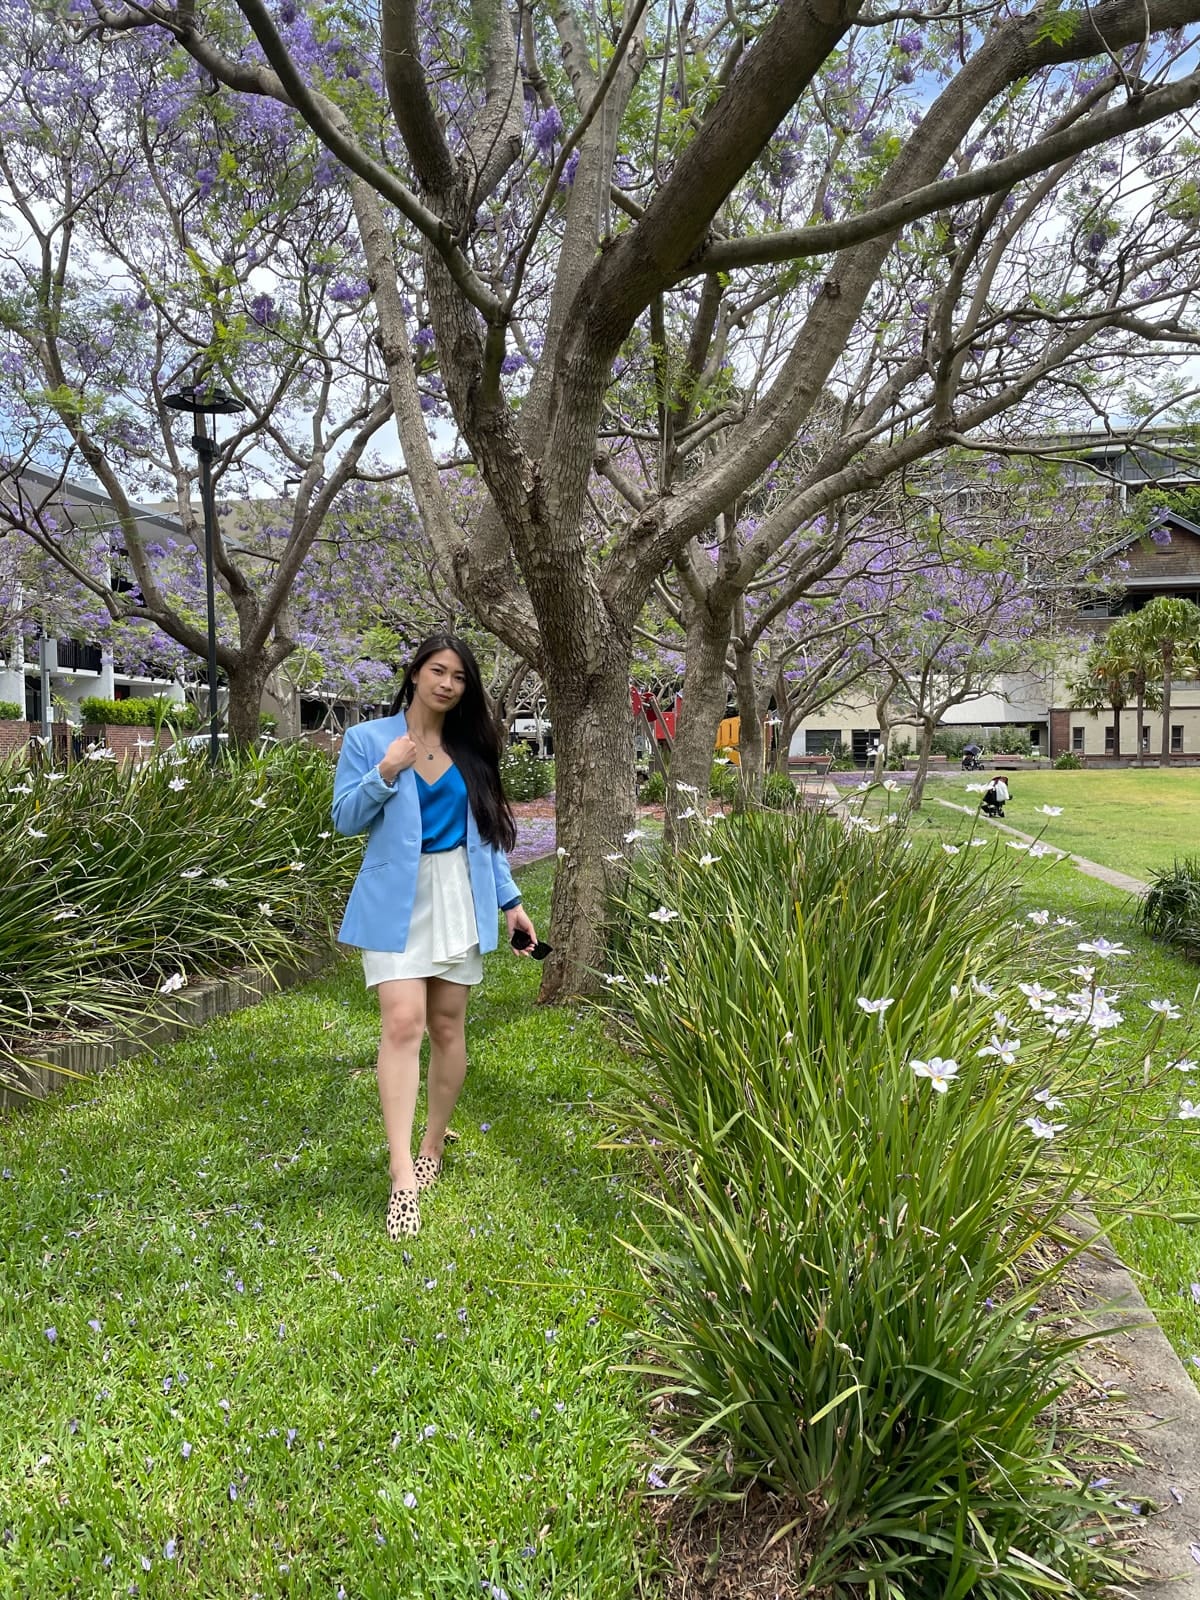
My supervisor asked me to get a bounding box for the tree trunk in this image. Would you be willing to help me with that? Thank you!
[1110,699,1121,763]
[732,644,763,806]
[1136,678,1146,767]
[666,600,732,853]
[907,718,936,810]
[540,658,637,1001]
[1160,646,1173,765]
[225,660,269,747]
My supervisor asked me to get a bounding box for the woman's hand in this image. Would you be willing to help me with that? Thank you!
[505,904,537,955]
[378,734,419,784]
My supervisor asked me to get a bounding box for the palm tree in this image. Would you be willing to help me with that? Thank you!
[1069,638,1129,760]
[1131,597,1200,765]
[1101,615,1159,765]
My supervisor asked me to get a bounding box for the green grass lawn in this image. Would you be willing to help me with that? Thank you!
[888,801,1200,1382]
[918,767,1200,883]
[0,861,658,1600]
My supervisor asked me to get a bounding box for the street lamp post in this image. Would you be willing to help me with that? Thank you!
[163,384,245,766]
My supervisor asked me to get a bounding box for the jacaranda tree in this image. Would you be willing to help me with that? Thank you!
[0,13,404,740]
[43,0,1200,990]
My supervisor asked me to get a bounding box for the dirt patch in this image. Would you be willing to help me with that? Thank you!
[508,797,557,821]
[649,1486,819,1600]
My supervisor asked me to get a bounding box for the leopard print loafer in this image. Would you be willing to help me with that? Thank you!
[413,1154,442,1192]
[386,1186,420,1240]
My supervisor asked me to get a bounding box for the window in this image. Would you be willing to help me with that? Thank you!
[1072,726,1085,752]
[1172,725,1184,753]
[1104,725,1115,754]
[1141,725,1151,752]
[804,729,839,755]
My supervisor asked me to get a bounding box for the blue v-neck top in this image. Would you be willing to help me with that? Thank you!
[416,762,469,853]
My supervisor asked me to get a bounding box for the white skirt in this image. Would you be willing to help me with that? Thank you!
[361,847,483,988]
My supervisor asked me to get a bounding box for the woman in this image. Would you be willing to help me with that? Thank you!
[332,634,537,1240]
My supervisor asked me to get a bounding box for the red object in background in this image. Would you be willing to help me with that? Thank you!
[631,686,678,740]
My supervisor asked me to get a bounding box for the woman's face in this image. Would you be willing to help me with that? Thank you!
[413,649,468,715]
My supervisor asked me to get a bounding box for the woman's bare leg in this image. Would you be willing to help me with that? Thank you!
[421,976,471,1158]
[375,978,427,1189]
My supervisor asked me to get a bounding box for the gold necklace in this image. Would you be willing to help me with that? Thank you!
[409,727,444,763]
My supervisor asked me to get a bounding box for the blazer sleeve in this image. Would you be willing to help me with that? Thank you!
[331,726,399,837]
[491,844,521,909]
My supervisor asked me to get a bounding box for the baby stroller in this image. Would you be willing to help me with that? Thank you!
[980,776,1009,818]
[961,744,984,771]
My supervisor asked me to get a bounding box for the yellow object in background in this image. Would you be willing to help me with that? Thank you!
[716,716,741,764]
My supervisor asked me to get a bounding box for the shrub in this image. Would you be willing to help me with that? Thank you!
[260,712,279,734]
[0,701,23,722]
[828,741,855,770]
[1142,857,1200,958]
[987,723,1034,756]
[499,741,554,802]
[931,726,972,756]
[1054,751,1084,770]
[639,768,666,804]
[760,769,797,809]
[78,695,193,728]
[603,812,1147,1595]
[709,758,740,800]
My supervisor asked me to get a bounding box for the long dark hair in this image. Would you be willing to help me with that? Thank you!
[390,633,517,853]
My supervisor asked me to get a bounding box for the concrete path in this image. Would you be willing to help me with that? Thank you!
[935,799,1150,896]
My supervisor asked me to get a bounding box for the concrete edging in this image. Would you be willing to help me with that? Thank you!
[1066,1217,1200,1596]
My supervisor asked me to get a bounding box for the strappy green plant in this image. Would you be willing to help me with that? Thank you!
[601,811,1169,1597]
[0,742,357,1091]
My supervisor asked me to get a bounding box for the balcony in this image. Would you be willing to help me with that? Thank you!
[55,639,103,673]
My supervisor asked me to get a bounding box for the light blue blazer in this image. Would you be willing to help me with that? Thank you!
[331,712,521,953]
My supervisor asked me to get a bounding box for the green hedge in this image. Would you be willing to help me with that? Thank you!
[0,701,23,722]
[79,696,199,729]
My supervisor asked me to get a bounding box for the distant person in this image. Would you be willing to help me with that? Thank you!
[980,775,1010,818]
[961,742,983,771]
[332,634,538,1241]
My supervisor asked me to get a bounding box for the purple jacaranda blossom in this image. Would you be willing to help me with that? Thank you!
[413,326,435,351]
[1150,526,1173,546]
[898,29,923,52]
[500,351,525,374]
[249,294,276,326]
[420,394,438,413]
[330,277,368,304]
[559,150,580,187]
[45,1327,57,1344]
[531,106,562,158]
